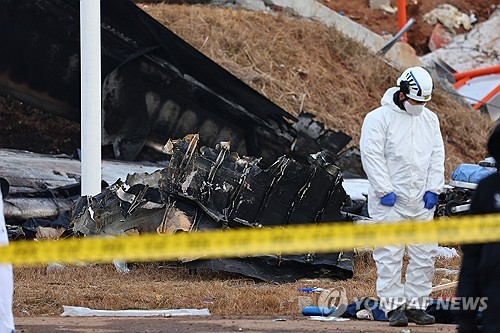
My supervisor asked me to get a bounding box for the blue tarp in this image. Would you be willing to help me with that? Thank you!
[451,164,496,184]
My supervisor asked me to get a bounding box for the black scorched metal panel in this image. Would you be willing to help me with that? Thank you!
[0,0,350,165]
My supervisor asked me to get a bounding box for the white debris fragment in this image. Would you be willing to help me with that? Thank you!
[423,4,474,33]
[61,306,211,317]
[420,10,500,72]
[436,246,459,259]
[356,309,374,320]
[342,178,369,201]
[46,262,66,272]
[112,259,130,273]
[181,170,197,193]
[435,268,460,276]
[308,316,350,321]
[379,4,397,15]
[368,0,390,10]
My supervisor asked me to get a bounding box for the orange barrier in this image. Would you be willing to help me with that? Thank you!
[453,76,470,89]
[397,0,407,43]
[473,84,500,110]
[453,65,500,81]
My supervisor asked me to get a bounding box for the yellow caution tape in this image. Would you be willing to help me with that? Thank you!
[1,214,499,265]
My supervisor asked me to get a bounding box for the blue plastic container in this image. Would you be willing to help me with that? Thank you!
[301,306,336,316]
[297,287,317,293]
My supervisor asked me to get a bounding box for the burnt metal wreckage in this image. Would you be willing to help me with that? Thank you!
[0,0,364,281]
[2,135,359,281]
[71,135,355,282]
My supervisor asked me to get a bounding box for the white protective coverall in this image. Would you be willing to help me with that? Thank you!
[360,87,445,314]
[0,191,15,333]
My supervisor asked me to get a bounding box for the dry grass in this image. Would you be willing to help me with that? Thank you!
[13,251,460,316]
[144,4,495,179]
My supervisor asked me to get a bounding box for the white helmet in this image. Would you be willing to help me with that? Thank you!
[396,66,433,102]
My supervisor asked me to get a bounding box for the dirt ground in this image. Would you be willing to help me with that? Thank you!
[11,256,461,332]
[15,316,458,333]
[319,0,498,55]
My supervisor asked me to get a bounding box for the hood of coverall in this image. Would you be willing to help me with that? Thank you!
[380,87,406,113]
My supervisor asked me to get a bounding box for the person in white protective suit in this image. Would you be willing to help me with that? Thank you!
[0,189,15,333]
[360,66,444,327]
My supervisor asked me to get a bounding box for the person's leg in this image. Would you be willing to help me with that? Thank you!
[0,192,15,333]
[405,242,437,307]
[457,244,483,333]
[0,263,14,333]
[404,242,437,325]
[373,244,406,314]
[481,294,500,333]
[478,243,500,333]
[480,269,500,333]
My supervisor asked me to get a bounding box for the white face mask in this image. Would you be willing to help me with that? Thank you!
[404,101,425,116]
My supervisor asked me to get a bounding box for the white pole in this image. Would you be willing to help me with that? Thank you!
[80,0,102,196]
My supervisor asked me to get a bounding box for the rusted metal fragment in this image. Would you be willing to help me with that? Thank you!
[35,226,66,240]
[3,198,73,220]
[156,205,193,234]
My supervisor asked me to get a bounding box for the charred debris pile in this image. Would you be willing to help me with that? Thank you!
[69,134,356,282]
[5,134,361,282]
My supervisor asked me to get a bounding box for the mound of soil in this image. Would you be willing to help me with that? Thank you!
[319,0,497,55]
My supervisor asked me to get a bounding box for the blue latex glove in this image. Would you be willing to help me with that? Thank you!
[380,192,396,206]
[423,191,438,209]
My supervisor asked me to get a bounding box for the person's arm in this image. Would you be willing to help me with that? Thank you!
[360,112,393,198]
[425,116,445,194]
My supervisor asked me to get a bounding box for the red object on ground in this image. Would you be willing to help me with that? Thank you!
[428,23,453,51]
[398,0,407,43]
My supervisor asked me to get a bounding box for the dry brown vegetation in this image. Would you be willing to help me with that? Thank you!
[14,252,460,316]
[145,4,495,178]
[11,3,485,318]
